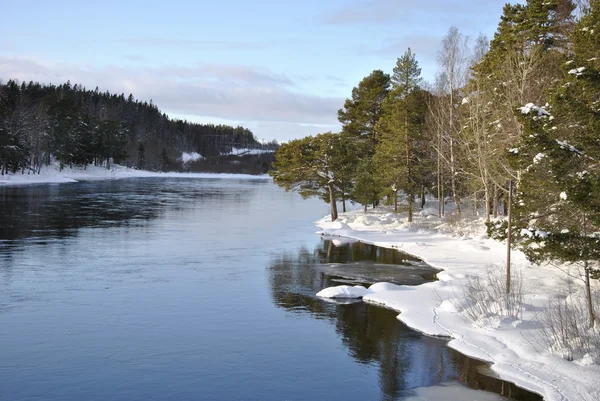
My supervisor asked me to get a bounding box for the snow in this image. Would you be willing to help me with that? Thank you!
[402,381,506,401]
[568,67,586,76]
[224,147,274,156]
[315,206,600,401]
[0,161,270,186]
[180,152,203,163]
[533,152,546,164]
[316,285,369,298]
[556,140,581,154]
[519,103,550,117]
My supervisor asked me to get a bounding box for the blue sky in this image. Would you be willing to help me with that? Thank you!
[1,0,513,143]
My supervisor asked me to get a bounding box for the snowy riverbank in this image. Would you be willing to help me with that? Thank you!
[316,207,600,401]
[0,163,270,186]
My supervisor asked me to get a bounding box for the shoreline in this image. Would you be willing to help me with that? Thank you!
[0,163,271,187]
[316,207,600,401]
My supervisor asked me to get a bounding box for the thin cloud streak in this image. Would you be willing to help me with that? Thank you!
[0,56,342,127]
[124,37,272,50]
[322,0,503,26]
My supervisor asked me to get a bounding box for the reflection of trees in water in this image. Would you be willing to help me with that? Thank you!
[315,239,421,265]
[268,247,333,317]
[267,243,458,401]
[449,352,543,401]
[0,179,256,244]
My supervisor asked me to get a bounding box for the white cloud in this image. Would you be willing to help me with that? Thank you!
[0,56,343,141]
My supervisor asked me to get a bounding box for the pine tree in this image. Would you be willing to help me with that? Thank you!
[506,1,600,326]
[137,142,145,170]
[338,69,391,157]
[160,148,169,172]
[374,49,427,221]
[270,133,356,221]
[352,158,378,213]
[468,0,576,218]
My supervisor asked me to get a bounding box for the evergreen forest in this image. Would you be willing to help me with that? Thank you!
[270,0,600,313]
[0,80,278,175]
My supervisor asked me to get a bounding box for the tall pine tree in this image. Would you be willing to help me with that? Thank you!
[508,1,600,326]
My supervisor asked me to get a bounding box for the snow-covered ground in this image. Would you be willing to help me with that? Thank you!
[316,206,600,401]
[0,162,270,186]
[228,147,274,155]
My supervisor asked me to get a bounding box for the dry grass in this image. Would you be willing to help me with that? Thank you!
[537,291,600,363]
[455,267,524,327]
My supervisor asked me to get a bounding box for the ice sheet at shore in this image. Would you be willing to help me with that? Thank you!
[402,381,507,401]
[316,207,600,401]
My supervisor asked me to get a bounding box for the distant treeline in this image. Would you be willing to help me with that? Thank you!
[0,80,278,174]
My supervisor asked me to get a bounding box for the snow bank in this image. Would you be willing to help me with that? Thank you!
[316,285,369,298]
[0,162,270,186]
[315,206,600,401]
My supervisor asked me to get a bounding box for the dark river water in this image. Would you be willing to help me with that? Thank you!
[0,178,539,401]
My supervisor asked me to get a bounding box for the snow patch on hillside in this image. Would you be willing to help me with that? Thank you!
[180,152,204,163]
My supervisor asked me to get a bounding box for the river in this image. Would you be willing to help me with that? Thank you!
[0,178,538,401]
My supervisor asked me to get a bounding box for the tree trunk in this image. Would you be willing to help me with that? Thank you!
[449,138,461,216]
[420,185,425,209]
[506,180,513,294]
[493,185,499,218]
[407,192,413,223]
[584,261,596,328]
[405,112,413,223]
[437,138,442,217]
[328,182,338,221]
[484,181,491,223]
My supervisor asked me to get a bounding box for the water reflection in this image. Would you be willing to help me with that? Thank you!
[268,241,458,401]
[316,237,421,265]
[0,178,259,245]
[314,239,440,286]
[268,239,543,401]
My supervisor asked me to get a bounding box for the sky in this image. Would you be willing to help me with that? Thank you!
[0,0,514,144]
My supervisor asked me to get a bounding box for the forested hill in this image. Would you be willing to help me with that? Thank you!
[0,80,278,175]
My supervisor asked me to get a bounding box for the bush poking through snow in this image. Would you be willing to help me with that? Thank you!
[538,292,600,363]
[456,267,524,328]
